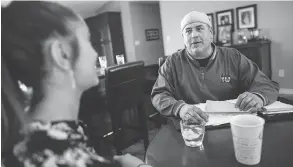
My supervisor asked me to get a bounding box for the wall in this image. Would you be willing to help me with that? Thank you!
[159,1,293,89]
[83,1,137,63]
[120,1,137,63]
[95,1,121,15]
[86,1,164,65]
[61,1,108,19]
[130,2,165,65]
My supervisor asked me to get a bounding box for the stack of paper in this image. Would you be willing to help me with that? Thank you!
[263,101,293,114]
[194,101,250,126]
[194,99,293,126]
[206,114,239,126]
[205,100,251,113]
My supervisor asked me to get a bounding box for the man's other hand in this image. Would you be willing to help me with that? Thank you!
[236,92,264,112]
[179,104,209,124]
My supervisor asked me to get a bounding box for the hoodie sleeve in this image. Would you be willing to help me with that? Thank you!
[238,51,279,105]
[151,56,185,117]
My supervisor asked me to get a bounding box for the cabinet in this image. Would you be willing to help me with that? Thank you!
[85,12,126,66]
[229,40,272,79]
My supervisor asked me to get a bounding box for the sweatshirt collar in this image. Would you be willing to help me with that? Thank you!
[186,43,217,60]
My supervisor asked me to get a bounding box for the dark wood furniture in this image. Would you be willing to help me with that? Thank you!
[146,119,293,167]
[105,61,149,155]
[85,12,126,66]
[229,40,272,79]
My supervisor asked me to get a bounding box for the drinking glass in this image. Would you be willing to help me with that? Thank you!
[98,56,107,69]
[180,120,205,147]
[116,54,125,65]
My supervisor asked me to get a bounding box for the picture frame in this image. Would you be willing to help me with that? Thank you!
[236,4,257,29]
[206,13,215,31]
[217,25,233,46]
[206,13,217,43]
[216,9,234,26]
[145,29,160,41]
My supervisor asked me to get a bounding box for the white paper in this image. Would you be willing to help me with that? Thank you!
[195,99,293,126]
[264,101,293,112]
[226,99,293,113]
[205,100,244,113]
[194,102,251,126]
[194,103,206,111]
[226,99,238,104]
[206,114,236,126]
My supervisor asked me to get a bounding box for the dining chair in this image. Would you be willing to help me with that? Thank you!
[1,60,27,166]
[105,61,149,155]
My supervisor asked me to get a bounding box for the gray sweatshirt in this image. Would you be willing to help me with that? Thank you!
[151,45,279,123]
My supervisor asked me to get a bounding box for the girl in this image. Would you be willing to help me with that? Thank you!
[2,1,151,167]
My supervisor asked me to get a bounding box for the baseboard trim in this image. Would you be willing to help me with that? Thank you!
[279,88,293,95]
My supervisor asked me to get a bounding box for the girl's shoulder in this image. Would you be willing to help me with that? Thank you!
[11,120,115,167]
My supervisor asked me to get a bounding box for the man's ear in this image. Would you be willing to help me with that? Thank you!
[209,28,214,41]
[210,27,214,35]
[49,39,71,71]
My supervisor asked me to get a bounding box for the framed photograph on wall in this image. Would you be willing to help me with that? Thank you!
[217,25,233,46]
[145,29,160,41]
[206,13,216,43]
[236,4,257,29]
[206,13,214,30]
[216,9,234,26]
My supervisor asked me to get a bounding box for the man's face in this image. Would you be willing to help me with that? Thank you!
[182,22,213,57]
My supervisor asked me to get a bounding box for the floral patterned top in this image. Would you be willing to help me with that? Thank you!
[9,120,118,167]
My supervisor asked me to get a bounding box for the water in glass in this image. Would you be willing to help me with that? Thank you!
[180,121,205,147]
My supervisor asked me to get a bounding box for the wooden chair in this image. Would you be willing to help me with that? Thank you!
[105,61,149,155]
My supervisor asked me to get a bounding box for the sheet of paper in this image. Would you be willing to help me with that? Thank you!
[205,100,245,113]
[197,100,293,126]
[194,102,250,126]
[226,99,293,113]
[264,101,293,112]
[194,103,206,111]
[206,114,235,126]
[226,99,238,104]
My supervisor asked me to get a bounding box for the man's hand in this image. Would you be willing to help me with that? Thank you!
[179,104,209,124]
[235,92,264,112]
[114,153,149,167]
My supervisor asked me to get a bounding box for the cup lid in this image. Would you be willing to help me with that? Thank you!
[230,115,265,128]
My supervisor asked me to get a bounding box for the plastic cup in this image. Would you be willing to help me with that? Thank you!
[230,115,265,165]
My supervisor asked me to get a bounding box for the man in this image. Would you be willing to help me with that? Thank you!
[151,11,279,127]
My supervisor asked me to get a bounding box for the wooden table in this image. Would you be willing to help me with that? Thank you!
[146,119,293,167]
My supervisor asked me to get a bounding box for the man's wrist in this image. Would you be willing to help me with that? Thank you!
[175,102,186,117]
[179,103,190,118]
[252,92,266,106]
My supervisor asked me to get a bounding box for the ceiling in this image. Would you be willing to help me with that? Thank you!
[58,1,109,18]
[2,1,159,18]
[58,1,159,18]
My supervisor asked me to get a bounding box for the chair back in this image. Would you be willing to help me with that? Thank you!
[105,61,145,112]
[1,59,27,164]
